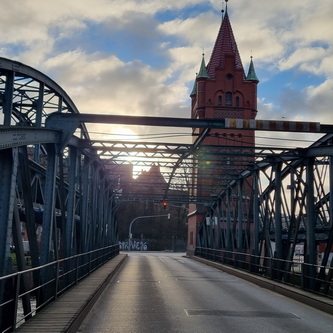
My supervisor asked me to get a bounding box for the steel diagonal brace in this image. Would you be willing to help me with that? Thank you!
[45,113,81,152]
[164,128,211,200]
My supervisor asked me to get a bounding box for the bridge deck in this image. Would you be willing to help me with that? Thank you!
[16,254,128,333]
[15,253,333,332]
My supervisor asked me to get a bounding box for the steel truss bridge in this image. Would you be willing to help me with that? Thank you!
[0,57,333,329]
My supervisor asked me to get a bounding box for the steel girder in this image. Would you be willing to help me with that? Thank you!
[197,136,333,290]
[0,148,18,276]
[0,131,120,315]
[0,58,120,314]
[43,111,333,290]
[43,111,333,293]
[44,111,330,205]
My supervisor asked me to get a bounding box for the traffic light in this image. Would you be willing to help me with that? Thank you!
[163,202,167,209]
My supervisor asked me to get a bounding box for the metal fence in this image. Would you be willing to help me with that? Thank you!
[195,247,333,298]
[0,244,119,332]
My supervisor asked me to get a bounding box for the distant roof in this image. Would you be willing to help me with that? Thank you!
[135,164,167,185]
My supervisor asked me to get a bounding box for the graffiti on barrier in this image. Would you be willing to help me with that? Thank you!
[119,240,148,251]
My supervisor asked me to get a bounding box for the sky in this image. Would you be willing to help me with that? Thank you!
[0,0,332,148]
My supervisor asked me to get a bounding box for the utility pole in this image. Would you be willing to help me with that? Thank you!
[128,214,170,251]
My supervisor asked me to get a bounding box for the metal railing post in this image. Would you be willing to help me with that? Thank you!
[55,260,60,300]
[12,273,21,331]
[75,255,79,284]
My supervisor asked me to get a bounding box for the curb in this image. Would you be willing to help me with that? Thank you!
[68,254,128,333]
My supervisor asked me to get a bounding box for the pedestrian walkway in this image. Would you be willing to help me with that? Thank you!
[16,254,128,333]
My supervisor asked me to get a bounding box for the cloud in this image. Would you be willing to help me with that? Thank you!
[159,11,217,46]
[262,78,333,127]
[279,47,328,72]
[305,80,333,122]
[231,1,333,75]
[0,0,332,143]
[43,50,189,120]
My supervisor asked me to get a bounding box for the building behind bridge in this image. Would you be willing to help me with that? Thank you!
[187,5,259,255]
[107,164,188,251]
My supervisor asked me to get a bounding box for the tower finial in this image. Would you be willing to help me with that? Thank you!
[225,0,228,14]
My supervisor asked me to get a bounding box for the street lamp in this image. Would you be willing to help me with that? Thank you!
[128,214,170,251]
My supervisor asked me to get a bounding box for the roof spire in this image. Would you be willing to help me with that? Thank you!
[207,0,243,78]
[225,0,228,15]
[246,55,259,82]
[197,53,209,79]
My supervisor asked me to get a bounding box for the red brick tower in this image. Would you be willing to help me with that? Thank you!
[187,5,259,255]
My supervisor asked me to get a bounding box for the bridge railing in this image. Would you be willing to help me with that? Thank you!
[195,247,333,299]
[0,244,119,332]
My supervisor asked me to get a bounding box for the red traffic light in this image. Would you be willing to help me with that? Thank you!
[163,202,167,209]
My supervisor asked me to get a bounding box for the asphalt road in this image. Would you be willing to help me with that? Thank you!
[78,252,333,333]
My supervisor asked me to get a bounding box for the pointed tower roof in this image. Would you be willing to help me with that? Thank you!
[207,11,244,78]
[246,56,259,82]
[190,54,209,96]
[190,80,197,96]
[197,54,209,79]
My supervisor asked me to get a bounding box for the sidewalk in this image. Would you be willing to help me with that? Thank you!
[16,254,128,333]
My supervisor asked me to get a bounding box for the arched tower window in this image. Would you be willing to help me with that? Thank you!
[235,96,240,107]
[218,95,222,105]
[226,92,232,106]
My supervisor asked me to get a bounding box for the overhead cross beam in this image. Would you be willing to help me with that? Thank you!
[43,112,333,205]
[46,112,329,134]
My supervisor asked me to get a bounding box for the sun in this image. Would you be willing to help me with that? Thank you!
[109,127,151,176]
[109,127,139,142]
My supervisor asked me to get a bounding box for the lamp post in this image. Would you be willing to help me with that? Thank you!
[128,214,170,251]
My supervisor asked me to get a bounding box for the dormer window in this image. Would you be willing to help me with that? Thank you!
[226,92,232,106]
